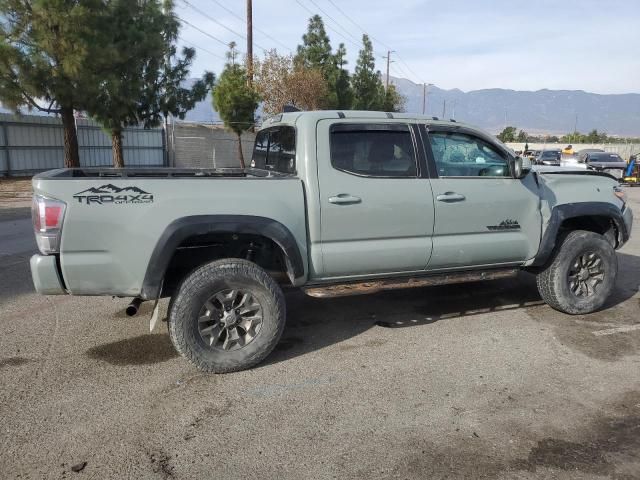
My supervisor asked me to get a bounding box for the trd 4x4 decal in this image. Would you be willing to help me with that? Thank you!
[487,219,521,231]
[73,184,153,205]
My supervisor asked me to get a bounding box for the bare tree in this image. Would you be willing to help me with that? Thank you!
[254,50,328,116]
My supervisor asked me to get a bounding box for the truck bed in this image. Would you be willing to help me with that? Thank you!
[33,168,307,297]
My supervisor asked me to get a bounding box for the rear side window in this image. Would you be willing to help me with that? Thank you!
[329,124,417,178]
[251,126,296,174]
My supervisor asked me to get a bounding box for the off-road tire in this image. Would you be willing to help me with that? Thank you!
[168,259,286,373]
[536,230,617,314]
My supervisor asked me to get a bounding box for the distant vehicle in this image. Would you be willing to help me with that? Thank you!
[576,148,605,164]
[562,145,574,155]
[584,152,627,178]
[535,150,561,166]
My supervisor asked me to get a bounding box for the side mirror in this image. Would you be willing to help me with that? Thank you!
[513,156,531,179]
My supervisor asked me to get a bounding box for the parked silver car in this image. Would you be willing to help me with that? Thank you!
[582,152,627,178]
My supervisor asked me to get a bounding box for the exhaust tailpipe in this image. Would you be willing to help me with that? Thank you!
[126,297,143,317]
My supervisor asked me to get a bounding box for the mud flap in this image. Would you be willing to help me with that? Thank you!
[149,301,161,332]
[149,280,163,332]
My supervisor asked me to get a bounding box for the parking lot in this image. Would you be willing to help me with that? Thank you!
[1,188,639,479]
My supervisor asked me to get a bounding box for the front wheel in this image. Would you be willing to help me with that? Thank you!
[168,259,286,373]
[536,230,617,314]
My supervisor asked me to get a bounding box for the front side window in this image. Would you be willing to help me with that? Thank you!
[429,132,511,178]
[330,124,417,178]
[250,126,296,174]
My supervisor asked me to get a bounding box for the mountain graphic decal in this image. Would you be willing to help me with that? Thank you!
[74,184,150,195]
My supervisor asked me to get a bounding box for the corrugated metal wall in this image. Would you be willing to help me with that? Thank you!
[0,113,165,176]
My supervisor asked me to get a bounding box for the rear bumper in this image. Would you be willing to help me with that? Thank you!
[30,255,66,295]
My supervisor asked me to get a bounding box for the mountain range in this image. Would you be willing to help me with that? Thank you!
[181,76,640,137]
[4,77,639,136]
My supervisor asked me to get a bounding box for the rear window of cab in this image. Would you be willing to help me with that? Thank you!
[251,126,296,174]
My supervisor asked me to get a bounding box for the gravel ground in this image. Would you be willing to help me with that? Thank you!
[0,188,639,479]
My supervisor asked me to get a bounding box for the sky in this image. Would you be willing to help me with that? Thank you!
[176,0,640,94]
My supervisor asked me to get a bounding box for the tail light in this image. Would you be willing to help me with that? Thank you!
[32,194,66,254]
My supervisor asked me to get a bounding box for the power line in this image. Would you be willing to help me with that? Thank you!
[323,0,424,84]
[324,0,397,54]
[180,0,269,52]
[209,0,292,52]
[179,35,226,60]
[178,16,229,47]
[306,0,362,46]
[394,53,424,84]
[294,0,361,50]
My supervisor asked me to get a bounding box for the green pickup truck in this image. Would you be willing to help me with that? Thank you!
[30,111,633,373]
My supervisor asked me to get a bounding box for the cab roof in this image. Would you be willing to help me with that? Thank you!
[260,110,470,130]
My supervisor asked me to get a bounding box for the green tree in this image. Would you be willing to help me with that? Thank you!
[382,84,405,112]
[516,129,528,142]
[332,43,353,109]
[87,0,214,167]
[352,34,385,110]
[497,126,517,143]
[295,16,355,109]
[0,0,106,167]
[561,131,583,144]
[295,15,334,78]
[584,129,608,144]
[212,45,260,168]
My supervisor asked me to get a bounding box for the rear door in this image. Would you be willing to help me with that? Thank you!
[316,121,435,278]
[423,126,541,269]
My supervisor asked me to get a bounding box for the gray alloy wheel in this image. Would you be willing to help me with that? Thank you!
[536,230,617,315]
[197,289,264,351]
[168,259,286,373]
[567,252,605,298]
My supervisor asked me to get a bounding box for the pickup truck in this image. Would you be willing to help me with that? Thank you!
[30,111,633,373]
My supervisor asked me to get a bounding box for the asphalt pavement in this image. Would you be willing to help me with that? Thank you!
[1,191,639,479]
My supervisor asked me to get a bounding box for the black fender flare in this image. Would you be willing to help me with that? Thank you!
[531,202,629,267]
[140,215,305,299]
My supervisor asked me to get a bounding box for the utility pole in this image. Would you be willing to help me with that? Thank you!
[422,83,433,115]
[246,0,253,87]
[384,50,395,90]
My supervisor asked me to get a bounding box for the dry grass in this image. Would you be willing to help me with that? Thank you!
[0,177,32,208]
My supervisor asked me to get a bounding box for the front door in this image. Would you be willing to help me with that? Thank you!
[316,121,435,278]
[424,128,541,270]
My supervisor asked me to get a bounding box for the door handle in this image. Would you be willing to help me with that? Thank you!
[328,194,362,205]
[436,192,466,202]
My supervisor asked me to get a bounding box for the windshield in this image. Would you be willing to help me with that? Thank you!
[589,153,623,162]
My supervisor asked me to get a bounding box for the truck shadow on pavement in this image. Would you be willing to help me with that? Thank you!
[86,334,178,366]
[265,252,640,367]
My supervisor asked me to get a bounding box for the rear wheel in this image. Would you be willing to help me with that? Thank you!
[536,230,617,314]
[168,259,286,373]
